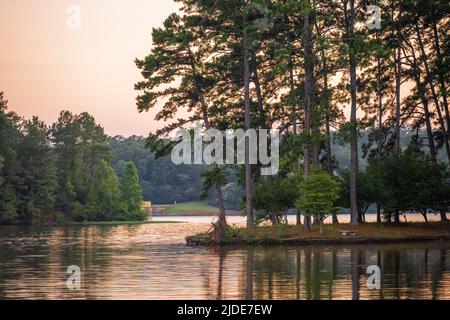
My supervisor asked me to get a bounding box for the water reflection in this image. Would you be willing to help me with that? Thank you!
[0,222,449,300]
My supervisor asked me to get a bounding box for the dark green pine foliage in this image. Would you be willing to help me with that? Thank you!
[120,161,145,220]
[82,160,123,221]
[1,92,146,224]
[18,117,57,223]
[0,92,22,224]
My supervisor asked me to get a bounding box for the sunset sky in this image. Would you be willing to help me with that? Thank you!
[0,0,180,136]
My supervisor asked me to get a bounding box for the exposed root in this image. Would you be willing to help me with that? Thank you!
[209,217,228,243]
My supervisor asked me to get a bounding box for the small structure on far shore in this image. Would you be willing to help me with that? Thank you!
[142,201,152,220]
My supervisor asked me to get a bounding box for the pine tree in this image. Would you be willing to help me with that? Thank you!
[120,162,145,220]
[18,117,57,223]
[84,160,122,221]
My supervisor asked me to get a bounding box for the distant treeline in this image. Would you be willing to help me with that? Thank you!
[0,93,144,225]
[109,135,242,208]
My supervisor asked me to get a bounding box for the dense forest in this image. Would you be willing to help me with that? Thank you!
[134,0,450,238]
[0,93,145,224]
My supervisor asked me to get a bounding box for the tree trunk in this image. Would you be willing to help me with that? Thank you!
[394,210,400,224]
[187,45,227,241]
[214,183,227,241]
[394,6,402,153]
[243,13,253,227]
[432,22,450,140]
[289,52,297,135]
[332,212,339,224]
[304,216,312,232]
[346,0,359,225]
[296,209,302,226]
[377,31,383,162]
[319,218,324,235]
[315,17,333,175]
[407,41,437,162]
[303,7,314,231]
[440,210,448,223]
[376,204,381,223]
[421,210,428,223]
[416,24,450,163]
[271,212,278,225]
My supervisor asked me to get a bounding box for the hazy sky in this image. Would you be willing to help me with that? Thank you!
[0,0,180,136]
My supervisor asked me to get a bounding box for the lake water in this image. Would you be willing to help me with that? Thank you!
[0,215,449,300]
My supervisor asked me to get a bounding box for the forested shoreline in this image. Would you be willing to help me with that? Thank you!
[0,93,144,225]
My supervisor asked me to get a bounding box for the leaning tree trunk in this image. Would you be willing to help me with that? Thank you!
[188,45,227,242]
[416,24,450,163]
[432,22,450,140]
[407,40,437,163]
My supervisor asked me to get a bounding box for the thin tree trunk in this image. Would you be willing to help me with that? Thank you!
[376,30,384,161]
[346,0,359,225]
[376,204,381,223]
[416,24,450,163]
[394,209,400,223]
[394,6,402,153]
[243,12,253,227]
[440,211,448,223]
[302,6,314,232]
[432,22,450,138]
[421,210,428,223]
[187,46,227,239]
[408,43,438,163]
[289,52,297,135]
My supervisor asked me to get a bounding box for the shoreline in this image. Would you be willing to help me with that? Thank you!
[0,220,182,227]
[186,222,450,246]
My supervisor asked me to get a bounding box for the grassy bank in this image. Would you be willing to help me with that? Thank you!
[70,220,181,226]
[189,222,450,245]
[160,201,240,216]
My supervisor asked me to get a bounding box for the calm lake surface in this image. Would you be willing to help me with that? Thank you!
[0,215,449,300]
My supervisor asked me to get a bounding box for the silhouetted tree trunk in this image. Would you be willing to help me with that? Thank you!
[345,0,359,225]
[243,11,253,227]
[303,5,314,232]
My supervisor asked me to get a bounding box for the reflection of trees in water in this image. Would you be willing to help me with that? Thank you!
[230,244,450,300]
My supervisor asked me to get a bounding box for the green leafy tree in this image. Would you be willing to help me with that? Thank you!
[297,168,340,234]
[253,175,300,225]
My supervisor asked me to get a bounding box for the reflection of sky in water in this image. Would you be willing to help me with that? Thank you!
[0,217,449,300]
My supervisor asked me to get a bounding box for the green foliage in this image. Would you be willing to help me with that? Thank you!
[120,162,145,220]
[0,93,146,224]
[253,175,300,224]
[19,118,57,223]
[81,160,123,221]
[109,135,210,205]
[297,168,340,221]
[363,152,450,215]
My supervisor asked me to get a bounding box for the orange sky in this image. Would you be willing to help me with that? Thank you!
[0,0,179,136]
